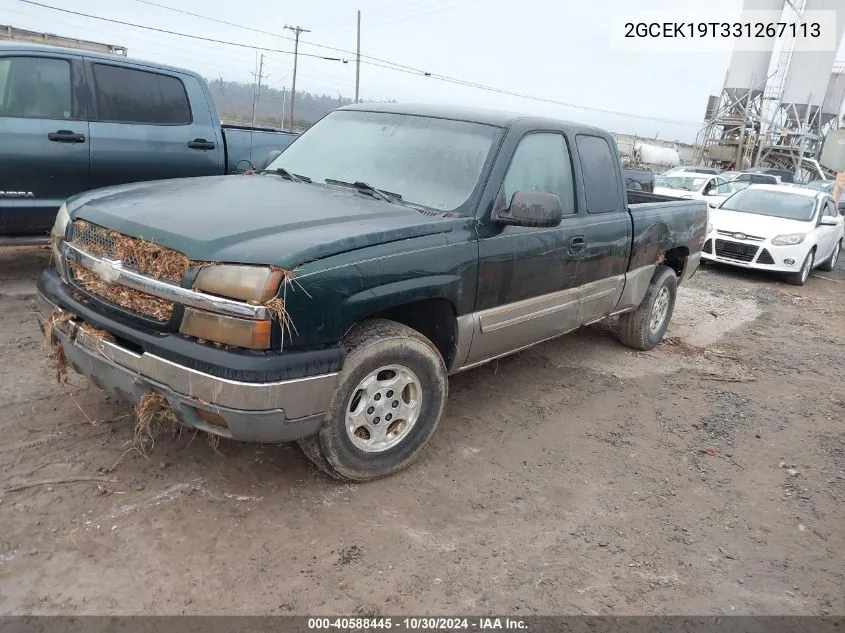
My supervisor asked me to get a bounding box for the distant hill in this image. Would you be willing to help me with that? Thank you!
[206,78,390,130]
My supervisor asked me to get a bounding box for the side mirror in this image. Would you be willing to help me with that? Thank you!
[493,191,562,228]
[819,215,839,226]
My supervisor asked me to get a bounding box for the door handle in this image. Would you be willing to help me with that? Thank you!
[48,130,86,143]
[187,139,216,150]
[568,235,586,255]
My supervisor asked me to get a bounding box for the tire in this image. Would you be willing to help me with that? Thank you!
[617,265,678,351]
[786,249,815,286]
[818,239,841,272]
[297,319,448,481]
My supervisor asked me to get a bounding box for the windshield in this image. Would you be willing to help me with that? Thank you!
[720,188,817,221]
[655,176,708,191]
[803,181,833,193]
[266,110,502,212]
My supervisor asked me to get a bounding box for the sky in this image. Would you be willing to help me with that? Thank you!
[2,0,844,143]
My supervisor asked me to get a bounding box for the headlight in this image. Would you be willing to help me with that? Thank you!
[771,233,806,246]
[51,203,70,281]
[51,203,70,239]
[193,264,283,303]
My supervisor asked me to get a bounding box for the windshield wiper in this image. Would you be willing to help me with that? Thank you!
[258,167,311,183]
[324,178,401,204]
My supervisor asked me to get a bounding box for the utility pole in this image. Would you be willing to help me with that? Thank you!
[251,53,265,128]
[280,86,287,131]
[284,24,310,130]
[355,10,361,102]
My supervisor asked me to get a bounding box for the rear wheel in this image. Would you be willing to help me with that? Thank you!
[297,319,448,481]
[819,239,841,272]
[617,265,678,351]
[786,249,815,286]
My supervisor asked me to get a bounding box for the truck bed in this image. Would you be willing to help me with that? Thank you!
[627,189,708,272]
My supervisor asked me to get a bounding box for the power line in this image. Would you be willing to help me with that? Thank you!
[15,0,348,63]
[15,0,702,127]
[122,0,702,127]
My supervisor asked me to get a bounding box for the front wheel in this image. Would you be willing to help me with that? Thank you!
[818,240,841,272]
[786,249,815,286]
[617,265,678,351]
[298,319,448,481]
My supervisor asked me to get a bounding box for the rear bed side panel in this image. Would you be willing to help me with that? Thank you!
[627,198,708,275]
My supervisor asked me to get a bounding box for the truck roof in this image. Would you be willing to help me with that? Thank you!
[0,41,202,78]
[339,101,612,134]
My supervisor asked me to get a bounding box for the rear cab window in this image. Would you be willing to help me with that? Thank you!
[0,56,72,120]
[575,134,621,213]
[91,63,192,125]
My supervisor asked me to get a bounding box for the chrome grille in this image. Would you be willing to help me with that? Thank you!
[71,220,141,268]
[716,229,764,242]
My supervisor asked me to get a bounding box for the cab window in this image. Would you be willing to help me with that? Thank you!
[502,132,577,215]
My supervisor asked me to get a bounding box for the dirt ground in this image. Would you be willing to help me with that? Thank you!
[0,245,843,616]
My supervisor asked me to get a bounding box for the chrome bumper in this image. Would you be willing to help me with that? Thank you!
[37,292,338,443]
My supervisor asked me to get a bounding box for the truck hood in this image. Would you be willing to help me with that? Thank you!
[709,207,812,239]
[67,175,455,268]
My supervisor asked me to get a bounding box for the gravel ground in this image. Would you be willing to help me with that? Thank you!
[0,245,843,615]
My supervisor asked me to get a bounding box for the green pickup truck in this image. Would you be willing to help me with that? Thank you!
[37,103,707,481]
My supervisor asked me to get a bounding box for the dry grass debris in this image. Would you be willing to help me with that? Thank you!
[69,261,174,321]
[73,220,204,282]
[43,310,73,384]
[134,392,180,454]
[265,265,309,340]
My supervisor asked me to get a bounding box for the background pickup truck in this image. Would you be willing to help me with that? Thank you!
[0,42,297,242]
[38,103,707,482]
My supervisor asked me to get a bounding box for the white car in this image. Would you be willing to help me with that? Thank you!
[702,184,844,285]
[658,166,720,177]
[654,173,737,207]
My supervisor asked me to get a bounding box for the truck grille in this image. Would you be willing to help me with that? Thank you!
[71,220,191,282]
[714,239,758,263]
[69,220,196,322]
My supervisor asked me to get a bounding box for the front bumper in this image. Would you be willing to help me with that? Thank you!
[37,270,341,443]
[701,233,808,273]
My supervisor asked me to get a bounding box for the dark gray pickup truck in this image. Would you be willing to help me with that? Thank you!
[0,42,297,243]
[38,103,707,481]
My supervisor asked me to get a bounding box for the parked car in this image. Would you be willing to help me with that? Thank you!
[799,180,845,214]
[729,172,781,189]
[702,184,843,285]
[653,173,733,207]
[623,169,655,193]
[37,103,707,481]
[0,43,298,243]
[742,167,794,183]
[659,165,720,176]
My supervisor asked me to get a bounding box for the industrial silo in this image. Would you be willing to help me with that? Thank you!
[821,68,845,126]
[780,0,845,126]
[723,0,785,103]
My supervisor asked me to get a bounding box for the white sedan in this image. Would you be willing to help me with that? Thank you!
[702,184,844,285]
[654,173,736,207]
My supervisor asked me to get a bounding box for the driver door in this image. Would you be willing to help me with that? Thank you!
[470,131,582,366]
